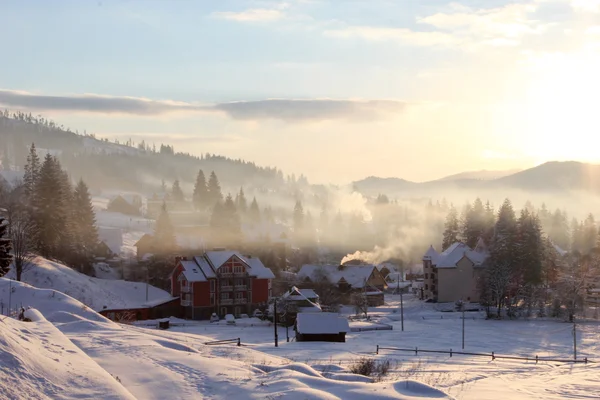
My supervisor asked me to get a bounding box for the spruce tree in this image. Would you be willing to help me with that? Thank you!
[293,200,304,234]
[442,205,460,250]
[207,171,223,206]
[154,203,177,254]
[516,209,543,286]
[192,169,208,210]
[0,218,12,277]
[581,214,596,254]
[171,179,185,202]
[549,209,570,251]
[462,198,485,248]
[34,155,66,258]
[235,187,248,215]
[487,198,518,316]
[23,143,40,203]
[73,179,99,269]
[248,197,261,225]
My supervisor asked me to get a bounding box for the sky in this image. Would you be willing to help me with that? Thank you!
[2,0,600,184]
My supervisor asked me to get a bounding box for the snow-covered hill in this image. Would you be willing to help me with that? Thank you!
[6,257,172,311]
[0,280,451,399]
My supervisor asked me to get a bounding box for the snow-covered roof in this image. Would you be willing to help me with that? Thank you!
[299,289,318,299]
[376,262,398,273]
[297,264,377,289]
[296,312,349,334]
[423,245,439,262]
[194,256,216,279]
[177,251,275,281]
[426,241,490,269]
[97,227,123,255]
[180,260,207,282]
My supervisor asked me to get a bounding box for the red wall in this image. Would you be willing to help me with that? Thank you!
[252,279,270,303]
[193,281,210,306]
[171,264,183,297]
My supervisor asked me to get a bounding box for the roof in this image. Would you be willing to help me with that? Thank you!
[423,245,439,262]
[176,251,275,282]
[425,241,490,269]
[134,234,154,247]
[297,264,377,288]
[97,227,123,255]
[299,289,318,299]
[180,260,207,282]
[296,312,349,334]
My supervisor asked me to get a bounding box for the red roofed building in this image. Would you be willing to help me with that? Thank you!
[170,250,275,320]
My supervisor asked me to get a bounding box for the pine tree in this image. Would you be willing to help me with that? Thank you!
[154,203,177,254]
[207,171,223,207]
[209,194,241,245]
[581,214,596,254]
[72,179,98,270]
[248,197,261,225]
[293,200,304,244]
[487,198,518,316]
[34,155,69,258]
[483,201,495,243]
[549,209,570,251]
[0,218,12,277]
[462,198,485,248]
[571,218,582,253]
[516,209,544,286]
[235,187,248,215]
[23,143,40,203]
[442,205,460,250]
[192,169,208,210]
[171,179,185,202]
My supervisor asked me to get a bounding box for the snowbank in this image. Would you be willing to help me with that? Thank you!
[0,314,135,400]
[6,256,171,311]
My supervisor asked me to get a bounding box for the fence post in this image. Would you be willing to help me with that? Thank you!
[491,351,495,361]
[237,338,241,347]
[415,347,418,356]
[376,345,379,355]
[450,349,452,358]
[535,355,538,364]
[584,357,587,364]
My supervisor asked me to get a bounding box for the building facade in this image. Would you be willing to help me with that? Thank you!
[423,240,489,303]
[170,250,275,320]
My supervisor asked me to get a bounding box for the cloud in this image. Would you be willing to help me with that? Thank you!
[325,2,550,50]
[210,8,284,22]
[570,0,600,12]
[0,89,201,116]
[0,89,408,122]
[213,99,408,121]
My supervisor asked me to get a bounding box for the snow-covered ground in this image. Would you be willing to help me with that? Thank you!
[5,257,171,311]
[160,296,600,399]
[0,280,451,399]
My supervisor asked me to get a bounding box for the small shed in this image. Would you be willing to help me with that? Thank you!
[99,297,182,322]
[295,312,350,343]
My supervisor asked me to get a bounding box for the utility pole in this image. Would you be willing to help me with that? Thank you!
[573,317,577,360]
[273,299,278,347]
[145,267,149,302]
[461,301,465,350]
[400,280,404,332]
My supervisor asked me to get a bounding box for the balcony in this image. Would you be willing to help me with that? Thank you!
[181,286,191,293]
[234,285,247,291]
[220,285,233,291]
[220,272,233,278]
[234,298,248,305]
[220,299,233,305]
[181,299,191,307]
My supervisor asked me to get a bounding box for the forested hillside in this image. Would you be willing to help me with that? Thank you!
[0,111,287,193]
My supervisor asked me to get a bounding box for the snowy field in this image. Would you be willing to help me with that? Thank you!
[4,257,171,312]
[161,296,600,399]
[0,280,450,400]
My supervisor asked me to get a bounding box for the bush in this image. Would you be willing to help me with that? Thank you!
[349,358,392,381]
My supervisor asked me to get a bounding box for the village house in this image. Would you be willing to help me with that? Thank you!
[106,194,143,216]
[169,250,275,320]
[294,312,350,343]
[96,227,123,260]
[281,287,321,313]
[422,239,489,303]
[297,264,387,306]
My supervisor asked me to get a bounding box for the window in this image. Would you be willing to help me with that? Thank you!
[221,293,230,299]
[425,284,429,290]
[210,293,215,305]
[235,292,244,299]
[425,273,429,279]
[210,280,215,292]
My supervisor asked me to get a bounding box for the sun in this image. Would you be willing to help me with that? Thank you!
[518,49,600,163]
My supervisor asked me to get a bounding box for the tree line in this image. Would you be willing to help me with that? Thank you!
[0,143,98,280]
[441,198,600,320]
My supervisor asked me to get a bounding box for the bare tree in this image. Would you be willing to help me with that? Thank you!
[10,208,37,281]
[351,292,369,318]
[4,184,38,281]
[557,251,600,321]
